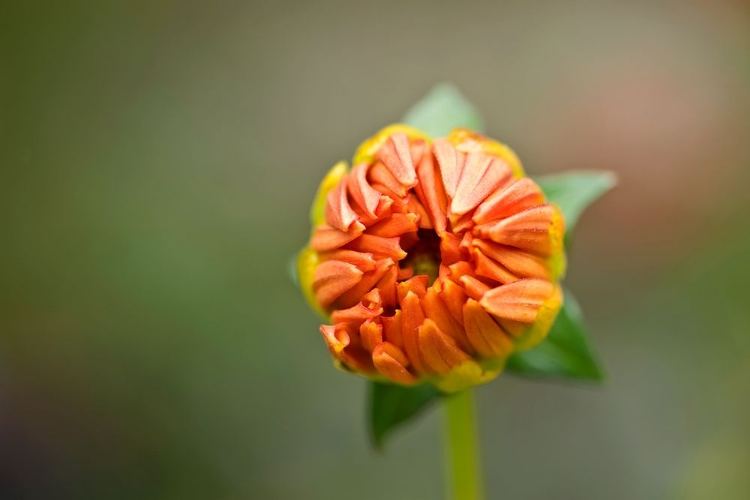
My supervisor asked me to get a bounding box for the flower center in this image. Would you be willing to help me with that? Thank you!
[400,229,442,286]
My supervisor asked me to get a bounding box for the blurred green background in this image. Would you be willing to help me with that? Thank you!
[2,1,749,499]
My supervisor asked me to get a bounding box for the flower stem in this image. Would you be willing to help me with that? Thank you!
[443,389,483,500]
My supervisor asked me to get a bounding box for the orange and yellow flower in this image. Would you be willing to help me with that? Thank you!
[298,125,566,392]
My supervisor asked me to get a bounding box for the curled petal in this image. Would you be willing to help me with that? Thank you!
[320,324,350,355]
[313,260,364,309]
[335,258,395,309]
[310,222,365,252]
[310,161,349,226]
[473,204,559,256]
[397,275,429,304]
[472,239,550,280]
[376,132,417,187]
[459,275,491,302]
[331,289,384,324]
[401,291,426,374]
[415,151,449,234]
[473,249,519,285]
[360,319,383,352]
[451,153,502,218]
[325,180,358,231]
[438,278,468,325]
[367,213,419,238]
[381,310,404,348]
[319,249,376,272]
[463,299,514,357]
[473,177,545,226]
[345,234,407,261]
[418,319,471,375]
[423,288,472,353]
[373,342,417,385]
[433,138,465,198]
[480,278,555,323]
[348,163,382,218]
[375,264,398,307]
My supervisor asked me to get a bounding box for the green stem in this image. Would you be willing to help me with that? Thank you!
[443,389,483,500]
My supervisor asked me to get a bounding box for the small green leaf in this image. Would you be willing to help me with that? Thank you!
[506,290,604,380]
[402,83,484,137]
[534,171,616,244]
[369,381,443,449]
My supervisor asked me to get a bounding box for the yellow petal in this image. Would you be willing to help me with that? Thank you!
[297,246,329,320]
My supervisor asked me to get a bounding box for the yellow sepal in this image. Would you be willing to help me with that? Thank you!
[431,357,505,393]
[296,246,329,320]
[547,204,567,280]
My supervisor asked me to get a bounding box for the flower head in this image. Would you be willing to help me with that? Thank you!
[298,125,565,392]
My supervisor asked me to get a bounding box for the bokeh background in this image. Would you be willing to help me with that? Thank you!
[2,1,750,498]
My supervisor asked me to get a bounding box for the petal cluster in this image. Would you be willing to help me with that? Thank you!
[299,125,565,392]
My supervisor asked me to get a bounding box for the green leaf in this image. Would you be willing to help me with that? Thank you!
[506,290,604,380]
[534,171,616,244]
[402,83,484,137]
[369,381,443,449]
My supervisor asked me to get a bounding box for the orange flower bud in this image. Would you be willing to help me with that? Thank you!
[298,125,566,392]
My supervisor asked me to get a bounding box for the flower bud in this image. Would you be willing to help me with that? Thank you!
[298,125,565,392]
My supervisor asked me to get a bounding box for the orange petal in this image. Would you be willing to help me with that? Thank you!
[438,278,468,325]
[331,288,384,324]
[323,324,375,373]
[310,222,365,252]
[313,260,364,309]
[459,275,491,301]
[360,319,383,352]
[401,291,426,373]
[348,163,382,218]
[462,299,514,357]
[325,181,358,231]
[372,342,417,385]
[369,162,408,197]
[439,232,463,266]
[345,234,407,261]
[418,319,471,375]
[396,275,429,304]
[410,138,428,166]
[451,212,475,233]
[423,288,473,354]
[381,310,404,348]
[319,249,376,272]
[473,204,557,256]
[472,239,550,280]
[376,132,417,187]
[479,278,555,323]
[473,249,519,285]
[407,196,433,230]
[375,264,398,307]
[320,323,350,355]
[451,153,500,217]
[366,213,419,238]
[433,138,465,198]
[335,258,394,309]
[472,177,545,225]
[414,152,448,235]
[397,266,414,281]
[447,261,474,282]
